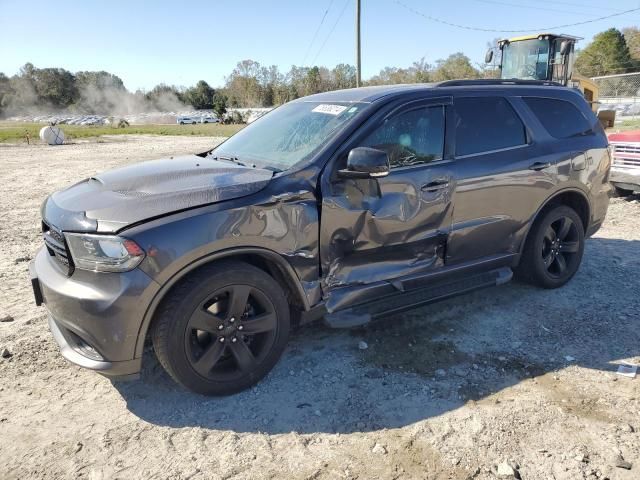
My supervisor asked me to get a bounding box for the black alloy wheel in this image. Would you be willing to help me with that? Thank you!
[541,215,581,279]
[152,261,290,395]
[516,205,585,289]
[185,285,278,382]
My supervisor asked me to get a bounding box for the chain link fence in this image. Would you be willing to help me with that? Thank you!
[592,72,640,121]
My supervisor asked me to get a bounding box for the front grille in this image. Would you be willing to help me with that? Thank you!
[42,221,74,275]
[611,143,640,169]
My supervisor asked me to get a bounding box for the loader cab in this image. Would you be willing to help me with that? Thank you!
[487,34,579,86]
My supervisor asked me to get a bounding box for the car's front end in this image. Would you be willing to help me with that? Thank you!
[30,154,277,379]
[31,226,159,379]
[608,130,640,194]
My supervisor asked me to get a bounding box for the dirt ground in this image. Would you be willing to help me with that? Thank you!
[0,135,638,480]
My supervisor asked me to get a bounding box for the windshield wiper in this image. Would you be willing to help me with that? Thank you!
[569,129,593,138]
[211,153,282,173]
[211,154,247,167]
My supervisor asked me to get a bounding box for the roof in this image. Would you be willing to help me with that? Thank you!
[294,84,437,103]
[500,33,583,43]
[293,80,570,104]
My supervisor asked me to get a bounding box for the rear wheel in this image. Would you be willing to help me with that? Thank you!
[516,205,585,289]
[152,261,290,395]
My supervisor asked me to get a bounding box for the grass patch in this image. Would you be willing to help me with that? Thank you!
[614,118,640,132]
[0,122,244,143]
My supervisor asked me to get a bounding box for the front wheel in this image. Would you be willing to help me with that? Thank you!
[151,261,290,395]
[516,205,585,289]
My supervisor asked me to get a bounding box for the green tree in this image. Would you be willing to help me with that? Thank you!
[574,28,636,77]
[32,67,78,108]
[145,84,185,111]
[623,27,640,62]
[75,71,125,91]
[0,73,12,117]
[304,66,322,95]
[430,53,479,81]
[225,60,263,107]
[332,63,356,89]
[183,80,215,109]
[212,92,228,118]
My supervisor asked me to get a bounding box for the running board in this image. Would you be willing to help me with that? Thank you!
[324,267,513,328]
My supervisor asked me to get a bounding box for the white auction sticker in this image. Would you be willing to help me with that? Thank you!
[312,104,347,115]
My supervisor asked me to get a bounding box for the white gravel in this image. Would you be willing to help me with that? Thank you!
[0,136,639,479]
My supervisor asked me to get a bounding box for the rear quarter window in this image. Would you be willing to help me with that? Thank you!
[523,97,591,139]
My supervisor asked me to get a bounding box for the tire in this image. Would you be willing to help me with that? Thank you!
[613,185,634,197]
[180,122,184,125]
[516,205,585,289]
[151,261,290,395]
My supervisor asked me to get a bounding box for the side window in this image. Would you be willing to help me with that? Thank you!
[523,97,591,138]
[454,97,527,157]
[359,105,445,168]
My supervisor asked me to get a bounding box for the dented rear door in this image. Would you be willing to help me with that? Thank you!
[319,96,455,300]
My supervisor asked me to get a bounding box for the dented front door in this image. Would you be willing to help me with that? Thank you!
[319,98,455,299]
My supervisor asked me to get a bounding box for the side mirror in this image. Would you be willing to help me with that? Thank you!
[485,49,494,64]
[338,147,390,179]
[560,40,570,55]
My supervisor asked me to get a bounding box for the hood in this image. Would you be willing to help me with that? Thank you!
[42,155,273,233]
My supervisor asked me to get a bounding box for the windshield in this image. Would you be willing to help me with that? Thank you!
[211,101,365,170]
[502,39,550,81]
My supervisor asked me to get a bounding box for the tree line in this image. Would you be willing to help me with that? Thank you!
[1,26,639,117]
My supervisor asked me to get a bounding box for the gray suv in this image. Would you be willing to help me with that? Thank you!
[30,80,611,395]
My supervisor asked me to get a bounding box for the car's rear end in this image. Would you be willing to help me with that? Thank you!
[608,130,640,194]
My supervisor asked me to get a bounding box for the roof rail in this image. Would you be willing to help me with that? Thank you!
[435,79,564,87]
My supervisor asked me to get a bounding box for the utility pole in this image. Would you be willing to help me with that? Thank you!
[356,0,361,87]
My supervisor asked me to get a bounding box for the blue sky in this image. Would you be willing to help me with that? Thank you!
[1,0,639,91]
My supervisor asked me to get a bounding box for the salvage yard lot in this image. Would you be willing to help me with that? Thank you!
[0,135,639,479]
[0,121,243,143]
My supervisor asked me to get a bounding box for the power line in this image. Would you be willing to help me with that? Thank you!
[472,0,599,17]
[513,0,625,13]
[302,0,335,66]
[393,0,640,33]
[311,0,351,66]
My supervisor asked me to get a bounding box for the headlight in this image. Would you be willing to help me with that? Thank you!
[65,233,145,272]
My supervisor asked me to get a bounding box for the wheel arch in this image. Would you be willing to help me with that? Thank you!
[518,188,591,256]
[134,247,310,358]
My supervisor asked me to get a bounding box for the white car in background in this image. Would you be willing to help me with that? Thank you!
[200,115,219,124]
[177,116,197,125]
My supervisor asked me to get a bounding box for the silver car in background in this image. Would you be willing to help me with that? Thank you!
[177,116,197,125]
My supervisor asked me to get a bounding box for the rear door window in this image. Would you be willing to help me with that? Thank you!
[523,97,591,138]
[454,97,527,157]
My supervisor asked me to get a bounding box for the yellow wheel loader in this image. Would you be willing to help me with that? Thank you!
[486,34,601,113]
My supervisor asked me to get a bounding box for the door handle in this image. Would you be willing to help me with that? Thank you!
[529,161,552,171]
[421,179,450,192]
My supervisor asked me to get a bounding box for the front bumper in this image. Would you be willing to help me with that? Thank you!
[610,167,640,191]
[31,247,160,379]
[48,314,141,379]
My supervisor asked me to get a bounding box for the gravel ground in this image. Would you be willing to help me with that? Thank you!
[0,136,639,480]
